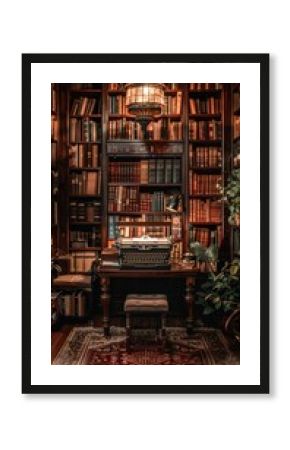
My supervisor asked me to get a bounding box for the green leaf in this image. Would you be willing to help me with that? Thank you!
[203,305,215,315]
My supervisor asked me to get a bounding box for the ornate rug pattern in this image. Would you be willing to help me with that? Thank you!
[53,327,239,365]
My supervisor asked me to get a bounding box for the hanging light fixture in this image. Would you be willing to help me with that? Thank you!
[125,83,166,139]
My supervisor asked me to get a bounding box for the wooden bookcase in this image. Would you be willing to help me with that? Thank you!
[52,83,237,274]
[67,84,103,274]
[104,83,185,261]
[51,83,59,256]
[187,83,225,263]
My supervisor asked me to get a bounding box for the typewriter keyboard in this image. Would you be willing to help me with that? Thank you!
[122,251,170,268]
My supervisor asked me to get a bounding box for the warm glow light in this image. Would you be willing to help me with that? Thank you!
[125,83,166,119]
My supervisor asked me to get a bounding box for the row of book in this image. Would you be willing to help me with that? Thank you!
[109,161,140,183]
[109,95,129,115]
[189,226,222,248]
[108,118,183,141]
[233,91,240,112]
[70,229,101,248]
[108,186,138,212]
[163,92,182,115]
[51,117,58,141]
[141,159,181,184]
[189,146,222,168]
[53,290,87,317]
[69,251,96,273]
[70,118,101,143]
[189,199,222,223]
[70,96,101,116]
[189,83,222,90]
[147,120,183,141]
[140,192,174,212]
[69,201,101,222]
[118,224,171,239]
[69,144,100,168]
[189,97,221,114]
[108,159,181,184]
[189,120,222,141]
[189,174,222,195]
[70,172,101,195]
[108,119,141,140]
[233,116,240,139]
[108,214,182,240]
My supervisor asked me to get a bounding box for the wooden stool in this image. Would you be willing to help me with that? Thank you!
[124,294,168,345]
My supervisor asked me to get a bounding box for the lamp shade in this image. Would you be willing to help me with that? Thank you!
[125,83,166,121]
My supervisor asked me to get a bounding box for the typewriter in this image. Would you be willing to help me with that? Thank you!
[116,235,172,269]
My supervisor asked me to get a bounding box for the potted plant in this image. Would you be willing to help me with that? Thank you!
[221,168,240,227]
[196,258,240,341]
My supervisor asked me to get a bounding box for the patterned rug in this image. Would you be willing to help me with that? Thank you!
[53,327,239,365]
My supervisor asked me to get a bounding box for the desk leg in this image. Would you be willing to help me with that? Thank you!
[101,277,110,336]
[185,276,195,334]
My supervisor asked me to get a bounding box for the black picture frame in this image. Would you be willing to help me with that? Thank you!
[22,53,269,394]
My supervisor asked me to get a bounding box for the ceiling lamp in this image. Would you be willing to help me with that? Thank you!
[125,83,166,139]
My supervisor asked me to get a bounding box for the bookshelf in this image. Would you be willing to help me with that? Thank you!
[52,83,237,275]
[187,83,224,255]
[67,84,103,273]
[104,83,185,261]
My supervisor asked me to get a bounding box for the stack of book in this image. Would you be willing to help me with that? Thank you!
[189,199,222,223]
[189,97,221,114]
[70,118,101,142]
[189,145,222,168]
[69,201,101,222]
[70,96,101,116]
[109,161,140,183]
[189,174,222,195]
[189,120,222,140]
[69,144,100,168]
[189,227,222,248]
[70,229,101,248]
[60,290,87,317]
[69,252,96,273]
[140,159,181,184]
[70,172,101,195]
[108,186,138,212]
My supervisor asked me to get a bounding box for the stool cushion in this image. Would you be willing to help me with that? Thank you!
[124,294,168,312]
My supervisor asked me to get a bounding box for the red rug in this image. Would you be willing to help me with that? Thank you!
[53,327,239,365]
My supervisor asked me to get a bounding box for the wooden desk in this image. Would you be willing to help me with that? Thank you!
[98,264,199,336]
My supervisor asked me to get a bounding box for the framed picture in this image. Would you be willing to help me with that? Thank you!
[22,53,269,394]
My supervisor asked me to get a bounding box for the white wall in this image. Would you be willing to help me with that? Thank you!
[0,1,286,450]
